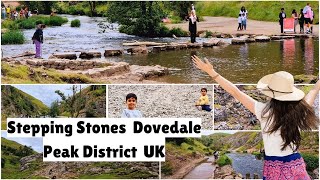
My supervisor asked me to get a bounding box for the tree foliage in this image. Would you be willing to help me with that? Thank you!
[21,1,56,14]
[55,85,85,118]
[105,1,165,37]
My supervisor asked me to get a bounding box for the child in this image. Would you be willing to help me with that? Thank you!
[121,93,143,118]
[241,13,247,30]
[195,88,212,112]
[32,23,45,58]
[237,14,242,30]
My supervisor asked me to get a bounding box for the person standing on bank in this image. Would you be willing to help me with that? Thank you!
[291,9,298,33]
[32,23,45,58]
[192,55,319,180]
[189,10,198,43]
[239,6,248,29]
[298,9,305,34]
[279,8,286,33]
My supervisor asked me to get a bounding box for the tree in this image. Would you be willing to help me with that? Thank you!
[105,1,166,37]
[49,100,59,117]
[55,85,85,118]
[22,1,56,14]
[88,1,97,17]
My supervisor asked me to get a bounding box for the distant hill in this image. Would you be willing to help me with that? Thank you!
[1,85,49,129]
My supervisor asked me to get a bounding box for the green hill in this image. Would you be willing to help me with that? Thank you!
[1,85,49,130]
[1,138,40,179]
[196,1,319,24]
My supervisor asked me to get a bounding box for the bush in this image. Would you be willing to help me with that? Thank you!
[2,20,19,30]
[161,162,173,175]
[1,30,25,45]
[47,16,68,26]
[216,154,232,166]
[71,19,81,27]
[18,19,36,29]
[170,27,188,37]
[204,30,213,38]
[301,153,319,171]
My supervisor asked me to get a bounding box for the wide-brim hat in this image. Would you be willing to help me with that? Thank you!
[257,71,305,101]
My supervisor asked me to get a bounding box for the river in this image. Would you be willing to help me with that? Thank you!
[226,153,263,178]
[2,14,318,83]
[183,156,215,179]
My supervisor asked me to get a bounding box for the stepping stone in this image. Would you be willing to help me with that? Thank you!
[79,51,102,59]
[104,50,123,57]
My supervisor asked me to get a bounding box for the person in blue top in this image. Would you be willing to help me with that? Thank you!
[121,93,143,118]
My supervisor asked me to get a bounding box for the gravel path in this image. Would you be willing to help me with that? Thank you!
[166,16,319,36]
[108,85,214,130]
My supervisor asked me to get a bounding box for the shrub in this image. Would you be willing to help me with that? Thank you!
[47,16,68,26]
[2,20,19,30]
[18,19,36,29]
[161,162,173,175]
[71,19,81,27]
[188,146,194,150]
[204,30,213,38]
[170,27,188,37]
[301,153,319,171]
[216,154,232,166]
[1,30,25,45]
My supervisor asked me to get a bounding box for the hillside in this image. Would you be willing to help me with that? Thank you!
[209,131,319,154]
[58,85,106,117]
[1,138,158,179]
[196,1,319,24]
[1,85,49,130]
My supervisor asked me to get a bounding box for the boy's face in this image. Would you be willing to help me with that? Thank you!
[201,90,207,96]
[126,97,137,110]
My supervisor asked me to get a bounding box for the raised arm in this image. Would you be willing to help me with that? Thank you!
[192,55,257,114]
[304,80,320,106]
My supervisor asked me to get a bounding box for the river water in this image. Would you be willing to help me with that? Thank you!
[2,15,318,83]
[226,153,263,178]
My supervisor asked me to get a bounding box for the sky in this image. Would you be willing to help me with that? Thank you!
[12,85,89,107]
[2,131,43,153]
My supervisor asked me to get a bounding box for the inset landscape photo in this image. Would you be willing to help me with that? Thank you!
[1,131,159,179]
[108,85,214,130]
[1,1,318,84]
[1,85,106,130]
[161,131,319,179]
[214,85,319,130]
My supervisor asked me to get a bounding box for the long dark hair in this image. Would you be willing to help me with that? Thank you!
[262,99,318,151]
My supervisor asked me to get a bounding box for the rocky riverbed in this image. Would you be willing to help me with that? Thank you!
[108,85,214,130]
[214,85,319,130]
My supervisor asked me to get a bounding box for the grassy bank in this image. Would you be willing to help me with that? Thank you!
[2,15,68,30]
[54,1,109,17]
[1,63,95,84]
[196,1,319,24]
[1,30,25,45]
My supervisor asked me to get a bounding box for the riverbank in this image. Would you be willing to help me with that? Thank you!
[166,16,319,37]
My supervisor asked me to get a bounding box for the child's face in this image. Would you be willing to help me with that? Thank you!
[126,97,137,110]
[201,90,207,96]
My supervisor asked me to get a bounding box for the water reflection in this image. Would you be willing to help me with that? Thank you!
[304,38,314,74]
[1,131,43,153]
[281,39,295,69]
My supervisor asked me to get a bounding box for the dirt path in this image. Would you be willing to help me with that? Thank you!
[164,157,208,179]
[166,16,319,36]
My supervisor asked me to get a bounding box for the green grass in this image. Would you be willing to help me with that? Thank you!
[1,63,95,84]
[2,15,68,30]
[196,1,319,24]
[301,153,319,171]
[1,30,25,45]
[71,19,81,27]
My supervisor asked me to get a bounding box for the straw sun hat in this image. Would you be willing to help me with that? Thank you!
[257,71,305,101]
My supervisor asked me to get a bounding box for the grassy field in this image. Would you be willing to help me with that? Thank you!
[196,1,319,24]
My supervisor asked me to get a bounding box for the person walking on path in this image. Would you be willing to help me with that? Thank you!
[32,23,45,58]
[298,9,305,33]
[303,3,312,34]
[291,9,298,33]
[279,8,286,33]
[189,10,198,43]
[1,5,6,19]
[192,55,319,180]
